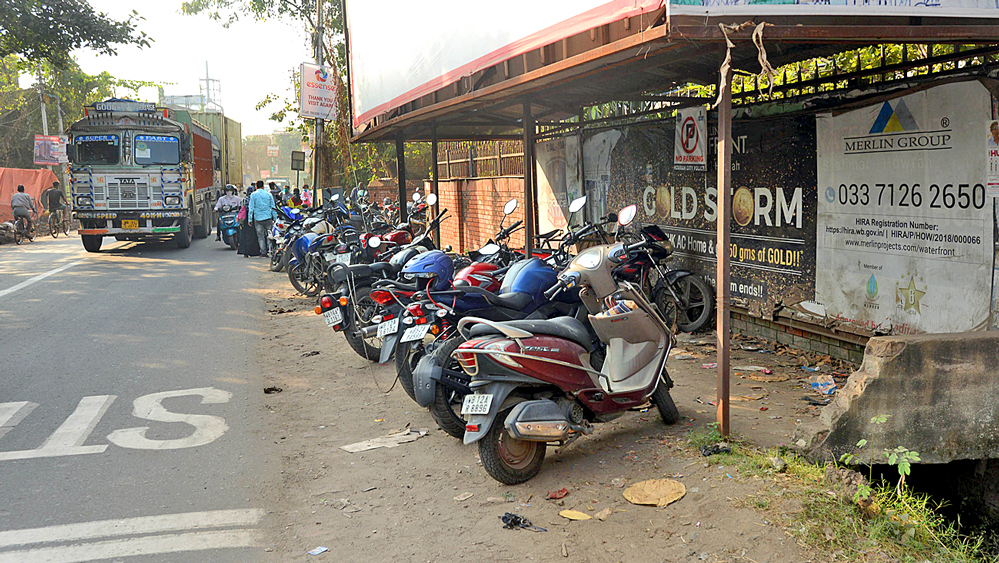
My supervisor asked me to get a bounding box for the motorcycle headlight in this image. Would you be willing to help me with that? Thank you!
[575,248,601,269]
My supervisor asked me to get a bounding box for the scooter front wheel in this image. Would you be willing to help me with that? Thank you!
[651,381,680,425]
[479,407,546,485]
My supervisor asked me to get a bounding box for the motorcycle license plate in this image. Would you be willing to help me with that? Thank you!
[335,253,351,265]
[323,308,343,327]
[401,324,431,343]
[121,219,139,229]
[461,394,493,415]
[377,317,399,338]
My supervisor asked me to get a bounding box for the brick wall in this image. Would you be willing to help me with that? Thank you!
[731,310,867,364]
[434,177,526,253]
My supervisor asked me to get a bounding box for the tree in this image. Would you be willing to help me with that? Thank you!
[0,0,151,68]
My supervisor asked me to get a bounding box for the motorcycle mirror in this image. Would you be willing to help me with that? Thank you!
[479,243,500,255]
[426,193,437,206]
[503,199,517,215]
[412,192,422,202]
[368,236,382,249]
[568,196,587,214]
[444,244,453,252]
[331,193,340,201]
[606,212,617,223]
[618,204,638,226]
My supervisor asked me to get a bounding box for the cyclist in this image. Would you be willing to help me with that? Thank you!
[42,181,68,230]
[11,185,36,234]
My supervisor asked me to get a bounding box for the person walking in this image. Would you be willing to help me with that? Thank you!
[237,185,261,257]
[248,180,276,257]
[301,184,312,207]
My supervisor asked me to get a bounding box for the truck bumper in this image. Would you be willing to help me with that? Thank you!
[76,210,184,236]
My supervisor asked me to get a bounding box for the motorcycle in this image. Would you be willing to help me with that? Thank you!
[450,204,680,484]
[217,204,240,250]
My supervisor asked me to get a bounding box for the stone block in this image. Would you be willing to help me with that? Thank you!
[810,341,829,355]
[776,331,794,346]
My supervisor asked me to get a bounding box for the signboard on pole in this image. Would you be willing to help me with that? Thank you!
[266,146,279,157]
[291,151,306,171]
[300,63,338,120]
[673,107,707,171]
[33,135,66,165]
[815,81,994,334]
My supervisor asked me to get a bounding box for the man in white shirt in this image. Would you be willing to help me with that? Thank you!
[214,185,242,240]
[11,185,36,233]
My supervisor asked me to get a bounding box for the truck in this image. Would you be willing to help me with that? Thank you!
[67,98,222,252]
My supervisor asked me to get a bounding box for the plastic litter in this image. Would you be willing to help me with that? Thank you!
[809,374,837,395]
[308,547,329,555]
[339,425,428,453]
[263,386,283,394]
[700,443,732,456]
[701,363,717,369]
[454,492,474,501]
[801,366,821,372]
[501,512,547,532]
[545,487,569,500]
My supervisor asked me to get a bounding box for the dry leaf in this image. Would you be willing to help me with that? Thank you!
[746,373,790,383]
[594,507,613,521]
[732,393,766,402]
[623,479,686,507]
[559,510,592,520]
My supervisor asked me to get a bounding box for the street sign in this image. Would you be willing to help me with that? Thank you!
[291,151,305,171]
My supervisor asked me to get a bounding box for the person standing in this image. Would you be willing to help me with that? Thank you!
[249,180,276,257]
[301,184,312,207]
[237,185,260,257]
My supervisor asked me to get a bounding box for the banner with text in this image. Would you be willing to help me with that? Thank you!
[598,115,817,316]
[816,80,994,334]
[300,63,338,120]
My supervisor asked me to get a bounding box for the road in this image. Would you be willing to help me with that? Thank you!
[0,234,279,562]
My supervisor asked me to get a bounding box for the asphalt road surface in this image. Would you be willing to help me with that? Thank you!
[0,234,278,562]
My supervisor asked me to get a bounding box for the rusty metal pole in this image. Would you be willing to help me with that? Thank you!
[522,102,535,258]
[431,123,440,245]
[397,135,407,223]
[715,72,733,437]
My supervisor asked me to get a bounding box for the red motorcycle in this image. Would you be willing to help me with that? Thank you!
[451,204,680,484]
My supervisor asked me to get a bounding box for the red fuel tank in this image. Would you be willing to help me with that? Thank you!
[455,262,501,292]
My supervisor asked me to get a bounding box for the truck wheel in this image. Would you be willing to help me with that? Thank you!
[175,218,193,248]
[193,204,209,238]
[82,235,103,253]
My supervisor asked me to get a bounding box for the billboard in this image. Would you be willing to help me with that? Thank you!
[33,135,67,166]
[589,115,817,317]
[300,63,338,120]
[345,0,664,128]
[815,80,994,334]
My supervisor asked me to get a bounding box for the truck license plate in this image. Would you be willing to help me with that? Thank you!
[461,394,493,415]
[323,308,343,327]
[401,324,432,343]
[122,219,139,229]
[376,317,399,338]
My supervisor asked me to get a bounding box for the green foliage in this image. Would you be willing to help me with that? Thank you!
[0,0,151,67]
[686,422,724,449]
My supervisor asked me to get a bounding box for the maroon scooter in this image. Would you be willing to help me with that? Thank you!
[450,205,680,484]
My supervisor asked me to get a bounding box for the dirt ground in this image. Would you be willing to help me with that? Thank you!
[252,267,856,563]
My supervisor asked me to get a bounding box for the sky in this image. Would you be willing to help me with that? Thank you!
[70,0,314,136]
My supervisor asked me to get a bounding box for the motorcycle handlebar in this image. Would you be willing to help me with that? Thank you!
[543,278,566,300]
[625,239,648,254]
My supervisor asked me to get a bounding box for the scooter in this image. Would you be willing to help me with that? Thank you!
[217,204,240,250]
[450,204,680,484]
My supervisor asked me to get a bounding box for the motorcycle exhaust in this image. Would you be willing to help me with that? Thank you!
[360,325,378,337]
[505,400,577,441]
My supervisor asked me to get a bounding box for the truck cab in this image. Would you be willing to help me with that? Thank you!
[67,98,218,252]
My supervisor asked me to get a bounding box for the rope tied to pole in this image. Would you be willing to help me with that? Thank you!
[711,21,775,109]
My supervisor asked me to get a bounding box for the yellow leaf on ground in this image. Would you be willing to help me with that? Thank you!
[594,507,613,521]
[623,479,686,507]
[559,510,592,520]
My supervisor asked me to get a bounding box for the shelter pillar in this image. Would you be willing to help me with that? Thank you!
[522,102,535,257]
[715,72,733,437]
[431,124,440,245]
[397,135,408,223]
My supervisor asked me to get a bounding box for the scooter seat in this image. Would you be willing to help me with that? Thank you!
[468,316,594,352]
[369,262,400,277]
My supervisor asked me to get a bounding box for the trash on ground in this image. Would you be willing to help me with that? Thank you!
[308,546,329,555]
[301,350,321,357]
[453,492,474,501]
[339,425,428,453]
[623,479,686,507]
[745,373,788,383]
[802,395,831,406]
[801,365,821,372]
[701,363,717,369]
[732,393,766,402]
[263,386,283,394]
[545,487,569,500]
[594,507,613,521]
[700,442,732,456]
[809,374,837,396]
[361,486,377,492]
[559,510,592,520]
[761,368,773,374]
[732,365,766,371]
[675,354,698,361]
[741,345,760,351]
[502,492,517,502]
[501,512,547,532]
[269,307,293,314]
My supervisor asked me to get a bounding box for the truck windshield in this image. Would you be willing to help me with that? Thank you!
[134,135,180,165]
[75,135,119,165]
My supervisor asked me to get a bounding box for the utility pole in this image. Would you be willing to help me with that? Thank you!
[313,0,324,198]
[37,64,54,175]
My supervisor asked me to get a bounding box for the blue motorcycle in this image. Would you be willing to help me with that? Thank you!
[217,204,240,250]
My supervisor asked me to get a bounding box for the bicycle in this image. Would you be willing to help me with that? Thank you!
[13,214,34,244]
[47,208,70,238]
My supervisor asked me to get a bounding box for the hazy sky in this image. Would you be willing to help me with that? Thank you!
[72,0,313,136]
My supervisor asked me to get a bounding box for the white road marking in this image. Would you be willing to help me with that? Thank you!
[0,509,264,547]
[0,529,260,563]
[0,260,84,298]
[0,402,37,440]
[0,396,114,461]
[107,387,232,450]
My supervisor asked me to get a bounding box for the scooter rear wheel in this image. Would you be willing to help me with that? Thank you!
[428,336,468,439]
[479,407,546,485]
[651,378,679,425]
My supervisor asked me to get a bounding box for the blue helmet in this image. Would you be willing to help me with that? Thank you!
[401,249,453,291]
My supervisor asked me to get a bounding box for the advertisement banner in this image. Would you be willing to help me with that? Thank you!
[668,0,999,18]
[267,146,279,157]
[536,136,584,236]
[815,80,994,334]
[599,115,817,316]
[300,63,338,120]
[673,107,707,171]
[33,135,66,165]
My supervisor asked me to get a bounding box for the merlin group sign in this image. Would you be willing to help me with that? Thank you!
[300,63,338,120]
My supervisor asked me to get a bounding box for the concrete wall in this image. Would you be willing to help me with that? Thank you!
[795,332,999,465]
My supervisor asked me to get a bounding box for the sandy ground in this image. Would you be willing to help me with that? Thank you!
[253,268,854,563]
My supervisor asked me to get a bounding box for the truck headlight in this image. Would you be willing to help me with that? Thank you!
[164,195,181,206]
[75,195,92,206]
